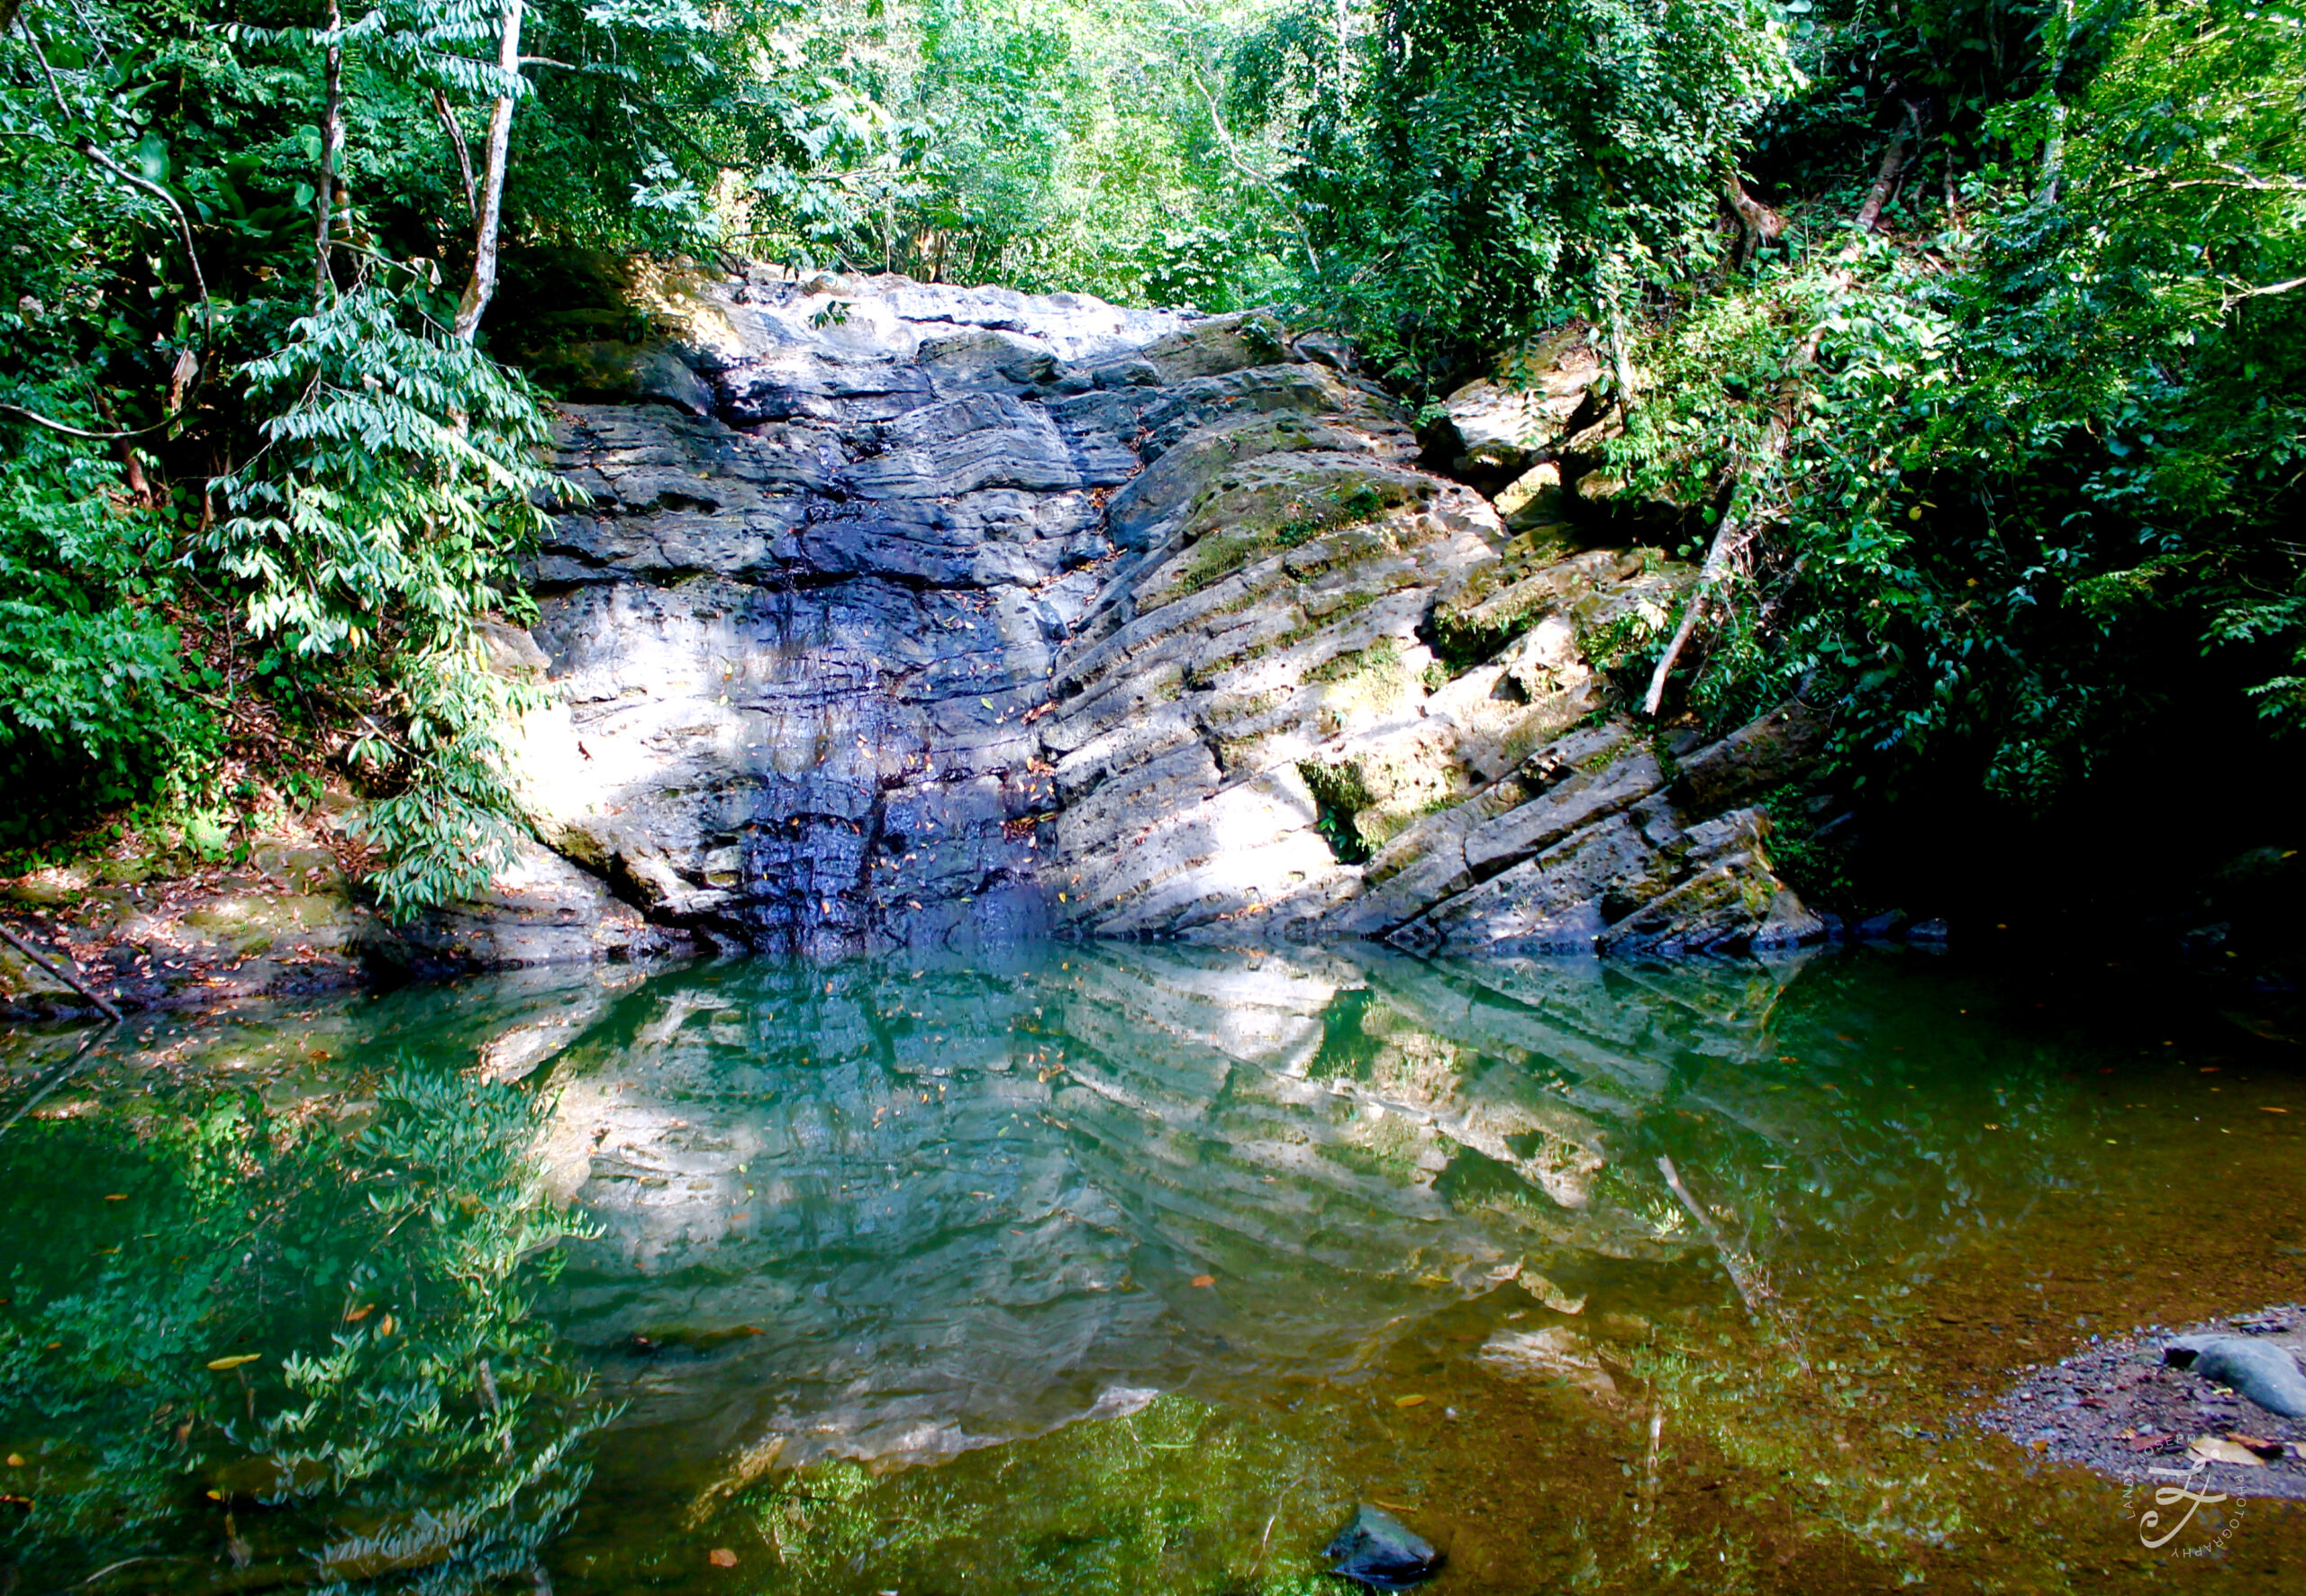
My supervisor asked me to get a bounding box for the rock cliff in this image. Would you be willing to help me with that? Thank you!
[1,268,1835,1017]
[473,270,1827,962]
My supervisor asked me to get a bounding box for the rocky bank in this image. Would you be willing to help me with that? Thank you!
[4,271,1834,1012]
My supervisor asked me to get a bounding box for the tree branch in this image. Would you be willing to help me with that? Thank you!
[0,924,123,1023]
[432,86,477,216]
[314,0,345,307]
[1642,286,1841,718]
[453,0,523,340]
[1853,104,1920,234]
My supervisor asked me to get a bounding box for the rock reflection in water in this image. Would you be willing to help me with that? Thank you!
[536,946,1843,1476]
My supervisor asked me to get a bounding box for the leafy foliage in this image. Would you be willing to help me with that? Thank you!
[210,287,565,914]
[0,436,208,829]
[1604,0,2306,807]
[0,1059,607,1591]
[1256,0,1800,379]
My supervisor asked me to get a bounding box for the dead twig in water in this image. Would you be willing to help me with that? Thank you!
[1,923,123,1022]
[1657,1154,1817,1383]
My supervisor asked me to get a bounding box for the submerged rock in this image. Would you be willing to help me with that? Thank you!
[1324,1504,1440,1591]
[2165,1334,2306,1417]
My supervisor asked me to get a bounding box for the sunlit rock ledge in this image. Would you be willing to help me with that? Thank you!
[429,269,1837,964]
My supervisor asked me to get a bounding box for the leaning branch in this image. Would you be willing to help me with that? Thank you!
[1644,165,1898,718]
[432,86,477,216]
[0,925,123,1022]
[1640,309,1828,717]
[1853,103,1921,235]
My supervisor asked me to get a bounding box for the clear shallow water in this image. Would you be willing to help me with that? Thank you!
[2,944,2301,1593]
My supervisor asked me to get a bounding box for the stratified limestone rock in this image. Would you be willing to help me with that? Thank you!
[1033,346,1827,955]
[453,269,1828,960]
[1437,325,1605,475]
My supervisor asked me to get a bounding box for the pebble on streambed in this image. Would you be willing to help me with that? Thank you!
[1977,1302,2306,1501]
[1323,1503,1442,1591]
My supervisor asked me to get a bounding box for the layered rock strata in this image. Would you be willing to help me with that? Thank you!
[463,271,1829,960]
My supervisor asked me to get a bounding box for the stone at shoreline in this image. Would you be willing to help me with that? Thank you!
[2165,1334,2306,1418]
[1324,1504,1441,1591]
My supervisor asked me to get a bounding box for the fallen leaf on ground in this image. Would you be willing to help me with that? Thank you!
[343,1304,374,1322]
[708,1548,738,1568]
[1189,1274,1214,1288]
[2230,1434,2285,1459]
[4,1455,22,1467]
[205,1355,260,1372]
[104,1193,126,1202]
[2123,1433,2169,1452]
[2188,1436,2265,1466]
[1394,1394,1427,1408]
[2262,1106,2289,1114]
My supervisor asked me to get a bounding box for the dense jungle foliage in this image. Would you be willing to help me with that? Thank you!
[2,0,2300,908]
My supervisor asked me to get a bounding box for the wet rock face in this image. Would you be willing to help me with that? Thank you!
[504,272,1825,958]
[512,275,1243,957]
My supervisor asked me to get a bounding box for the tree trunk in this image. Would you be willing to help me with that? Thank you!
[1853,121,1911,234]
[453,0,523,341]
[433,86,477,217]
[1603,255,1639,409]
[313,0,343,308]
[1725,174,1783,263]
[1639,309,1834,718]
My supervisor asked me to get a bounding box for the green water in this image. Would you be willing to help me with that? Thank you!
[2,944,2301,1593]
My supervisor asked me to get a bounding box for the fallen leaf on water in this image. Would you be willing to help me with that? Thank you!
[1394,1394,1427,1408]
[2188,1436,2264,1466]
[1189,1274,1215,1288]
[344,1304,374,1322]
[708,1548,738,1568]
[205,1355,260,1372]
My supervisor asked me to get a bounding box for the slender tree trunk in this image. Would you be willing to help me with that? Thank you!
[1603,255,1639,409]
[1853,116,1913,234]
[433,86,477,217]
[313,0,343,308]
[454,0,523,341]
[1640,304,1836,718]
[2038,0,2075,204]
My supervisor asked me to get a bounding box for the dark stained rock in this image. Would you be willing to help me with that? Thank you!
[1671,697,1832,813]
[1324,1504,1441,1590]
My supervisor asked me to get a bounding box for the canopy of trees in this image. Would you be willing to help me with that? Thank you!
[3,0,2300,904]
